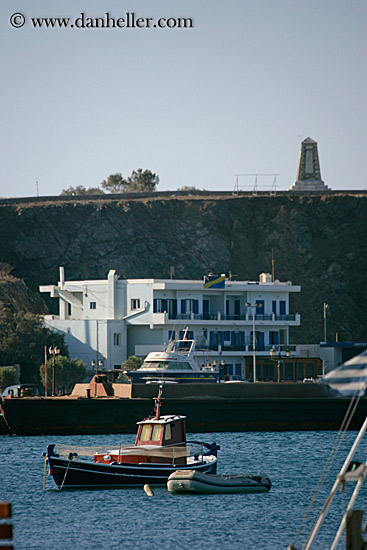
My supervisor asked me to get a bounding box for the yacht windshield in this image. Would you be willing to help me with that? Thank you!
[139,361,193,371]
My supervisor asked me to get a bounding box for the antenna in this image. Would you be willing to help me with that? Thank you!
[36,178,39,197]
[271,248,275,281]
[170,266,175,280]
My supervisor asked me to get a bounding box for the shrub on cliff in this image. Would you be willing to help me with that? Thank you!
[60,185,104,195]
[0,306,67,383]
[101,169,159,193]
[40,356,87,394]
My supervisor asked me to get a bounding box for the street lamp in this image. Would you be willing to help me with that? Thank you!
[49,345,60,396]
[91,359,104,376]
[245,302,262,383]
[221,360,227,381]
[213,360,218,382]
[269,347,290,383]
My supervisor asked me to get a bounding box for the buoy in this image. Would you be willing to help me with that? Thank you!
[144,484,154,496]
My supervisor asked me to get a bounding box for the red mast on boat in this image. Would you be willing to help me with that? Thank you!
[154,385,163,419]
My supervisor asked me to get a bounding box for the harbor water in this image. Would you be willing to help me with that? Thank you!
[0,430,366,549]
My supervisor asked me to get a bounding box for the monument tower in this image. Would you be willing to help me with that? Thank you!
[289,137,330,192]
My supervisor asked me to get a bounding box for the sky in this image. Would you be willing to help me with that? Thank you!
[1,0,366,198]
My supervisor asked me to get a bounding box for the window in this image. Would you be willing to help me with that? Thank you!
[164,423,172,441]
[131,299,140,310]
[68,303,72,316]
[113,333,121,346]
[90,302,96,310]
[154,299,177,318]
[140,424,152,441]
[151,425,162,441]
[180,299,199,314]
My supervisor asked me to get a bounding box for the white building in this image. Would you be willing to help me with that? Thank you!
[40,268,301,379]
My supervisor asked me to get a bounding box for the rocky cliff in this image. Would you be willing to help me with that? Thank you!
[0,192,366,343]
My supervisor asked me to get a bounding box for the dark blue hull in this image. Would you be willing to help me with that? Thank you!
[47,444,218,489]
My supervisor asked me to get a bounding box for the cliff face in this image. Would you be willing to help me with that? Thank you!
[0,193,366,343]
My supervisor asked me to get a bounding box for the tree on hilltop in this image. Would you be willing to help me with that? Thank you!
[100,173,126,193]
[101,169,159,193]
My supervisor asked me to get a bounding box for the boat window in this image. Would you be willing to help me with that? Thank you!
[164,423,172,441]
[167,362,193,371]
[140,424,152,441]
[151,424,162,441]
[140,361,169,371]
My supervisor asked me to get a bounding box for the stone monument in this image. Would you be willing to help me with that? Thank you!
[289,137,330,192]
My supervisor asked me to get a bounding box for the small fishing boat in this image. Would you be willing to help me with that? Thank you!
[46,387,219,489]
[167,470,272,494]
[128,328,218,383]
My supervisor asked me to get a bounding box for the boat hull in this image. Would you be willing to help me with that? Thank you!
[47,445,218,489]
[167,470,272,494]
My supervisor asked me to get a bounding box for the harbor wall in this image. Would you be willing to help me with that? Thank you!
[72,381,335,399]
[1,390,366,435]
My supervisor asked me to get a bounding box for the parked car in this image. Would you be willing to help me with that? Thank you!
[1,384,42,397]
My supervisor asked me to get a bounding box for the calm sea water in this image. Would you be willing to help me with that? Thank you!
[0,430,366,549]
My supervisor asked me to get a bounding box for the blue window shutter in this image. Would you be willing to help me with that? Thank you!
[210,331,217,348]
[259,332,265,350]
[203,300,209,314]
[193,300,199,314]
[234,300,240,315]
[172,300,177,318]
[240,331,245,347]
[256,300,264,314]
[181,299,186,314]
[280,301,286,315]
[226,300,229,315]
[162,299,167,312]
[272,301,277,314]
[153,299,157,313]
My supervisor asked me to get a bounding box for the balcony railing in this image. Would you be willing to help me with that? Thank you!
[195,343,297,353]
[172,313,298,322]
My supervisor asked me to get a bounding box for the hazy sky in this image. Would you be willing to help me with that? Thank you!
[1,0,366,198]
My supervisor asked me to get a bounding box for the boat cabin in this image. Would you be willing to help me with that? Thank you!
[94,387,188,465]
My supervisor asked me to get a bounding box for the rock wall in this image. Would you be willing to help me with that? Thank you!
[0,192,366,343]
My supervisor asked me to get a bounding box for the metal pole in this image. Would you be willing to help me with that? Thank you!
[44,346,48,397]
[323,303,328,342]
[302,417,367,549]
[252,307,256,383]
[52,352,55,397]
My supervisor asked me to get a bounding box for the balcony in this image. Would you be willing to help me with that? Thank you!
[153,312,300,325]
[195,343,297,354]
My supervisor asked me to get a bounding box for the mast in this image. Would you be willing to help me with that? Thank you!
[154,385,163,420]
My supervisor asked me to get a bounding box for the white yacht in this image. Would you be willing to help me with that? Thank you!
[129,329,219,384]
